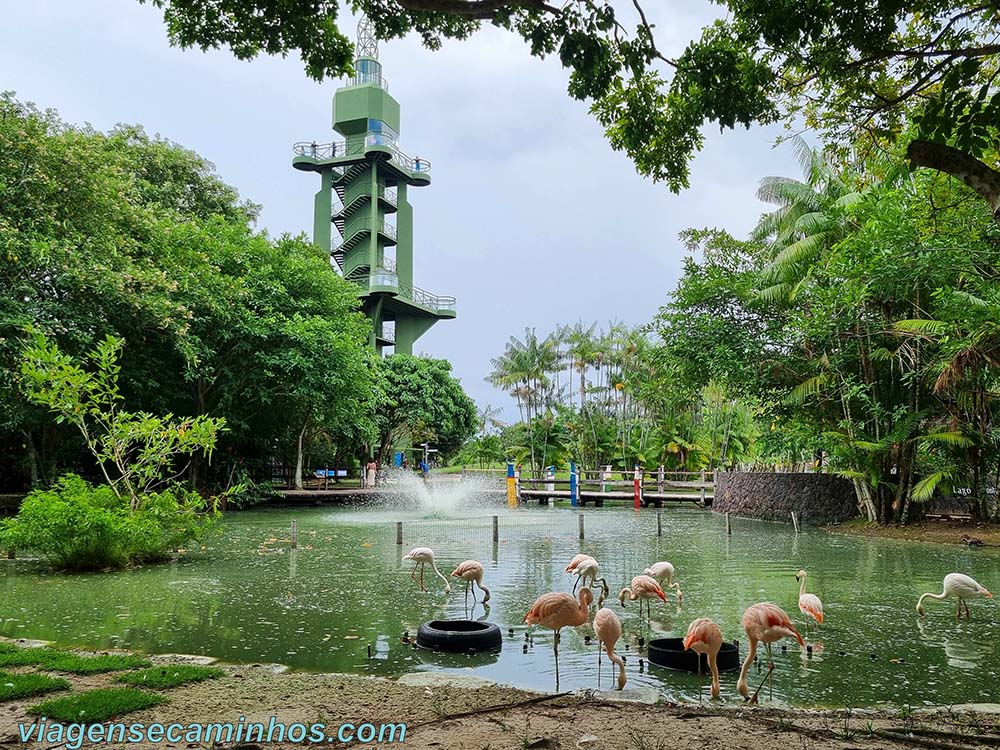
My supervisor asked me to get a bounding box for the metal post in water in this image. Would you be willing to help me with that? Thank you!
[291,519,298,549]
[700,486,706,505]
[657,465,664,493]
[578,513,585,540]
[656,511,662,537]
[791,511,801,533]
[396,521,403,545]
[726,512,732,536]
[633,464,642,510]
[492,515,499,544]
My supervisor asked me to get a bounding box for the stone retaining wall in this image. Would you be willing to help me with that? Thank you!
[713,471,857,525]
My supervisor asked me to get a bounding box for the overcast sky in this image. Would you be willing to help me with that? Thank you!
[2,0,801,419]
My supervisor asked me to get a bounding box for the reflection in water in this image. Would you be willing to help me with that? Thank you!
[0,504,998,707]
[915,616,994,671]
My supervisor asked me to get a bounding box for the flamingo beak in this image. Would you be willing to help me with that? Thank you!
[682,635,695,651]
[984,590,994,598]
[657,590,667,603]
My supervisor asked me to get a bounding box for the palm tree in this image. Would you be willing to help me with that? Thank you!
[753,136,862,303]
[486,328,560,471]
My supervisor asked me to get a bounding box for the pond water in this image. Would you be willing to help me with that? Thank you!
[2,487,998,708]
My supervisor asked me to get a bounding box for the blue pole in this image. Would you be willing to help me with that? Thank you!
[569,460,578,507]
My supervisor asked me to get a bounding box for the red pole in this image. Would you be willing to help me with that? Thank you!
[633,465,641,510]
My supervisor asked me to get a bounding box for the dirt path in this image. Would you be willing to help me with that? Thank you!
[3,660,997,750]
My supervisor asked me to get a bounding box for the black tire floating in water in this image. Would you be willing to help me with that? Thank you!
[416,620,503,653]
[647,637,741,673]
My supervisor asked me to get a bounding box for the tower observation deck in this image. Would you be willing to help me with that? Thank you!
[292,17,455,354]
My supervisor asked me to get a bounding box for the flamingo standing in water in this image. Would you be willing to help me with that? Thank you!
[736,602,804,704]
[643,561,683,604]
[683,617,723,699]
[451,560,490,604]
[618,575,667,626]
[795,570,824,632]
[402,547,451,593]
[524,587,594,690]
[564,553,595,584]
[917,573,993,620]
[568,557,610,604]
[593,607,626,690]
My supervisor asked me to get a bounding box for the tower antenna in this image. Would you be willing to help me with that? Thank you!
[356,16,379,60]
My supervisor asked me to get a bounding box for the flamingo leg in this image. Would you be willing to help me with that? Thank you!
[464,580,469,606]
[572,575,579,594]
[957,598,962,621]
[419,563,427,592]
[597,639,602,686]
[964,599,971,620]
[410,563,418,582]
[748,661,774,705]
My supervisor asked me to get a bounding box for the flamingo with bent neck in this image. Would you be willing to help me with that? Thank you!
[644,561,683,604]
[684,617,723,699]
[402,547,451,593]
[593,607,626,690]
[451,560,490,604]
[917,573,993,620]
[618,575,667,626]
[736,602,804,704]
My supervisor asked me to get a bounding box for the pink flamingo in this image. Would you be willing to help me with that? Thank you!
[564,553,595,573]
[618,575,667,626]
[736,602,804,703]
[643,561,683,604]
[683,617,723,699]
[568,557,609,603]
[402,547,451,593]
[593,607,626,690]
[524,587,594,690]
[796,570,824,631]
[451,560,490,604]
[917,573,993,620]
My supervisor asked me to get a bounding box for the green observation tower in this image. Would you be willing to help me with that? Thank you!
[292,17,455,354]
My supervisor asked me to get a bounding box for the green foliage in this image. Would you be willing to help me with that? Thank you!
[0,96,375,493]
[0,671,70,702]
[651,135,1000,522]
[29,688,166,723]
[0,474,216,570]
[132,2,998,204]
[116,664,223,688]
[21,333,224,508]
[376,355,476,466]
[0,644,151,674]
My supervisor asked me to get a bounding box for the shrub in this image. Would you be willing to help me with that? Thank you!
[0,474,217,571]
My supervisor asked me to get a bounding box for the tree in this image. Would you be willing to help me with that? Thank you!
[375,355,476,467]
[137,1,999,214]
[0,96,376,491]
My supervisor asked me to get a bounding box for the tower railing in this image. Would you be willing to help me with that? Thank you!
[347,266,455,312]
[293,134,431,177]
[379,321,396,343]
[344,71,389,91]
